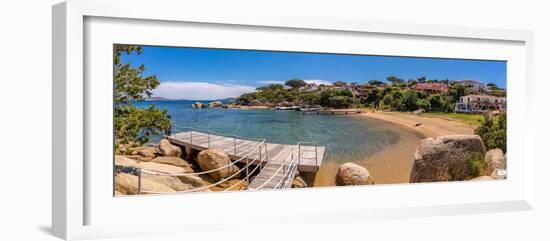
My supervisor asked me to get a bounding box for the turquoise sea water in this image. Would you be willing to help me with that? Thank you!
[134,100,400,164]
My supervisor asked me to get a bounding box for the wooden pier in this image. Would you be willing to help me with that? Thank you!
[302,109,363,115]
[165,131,325,173]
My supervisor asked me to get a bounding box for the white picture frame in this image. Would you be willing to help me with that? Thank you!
[52,0,535,240]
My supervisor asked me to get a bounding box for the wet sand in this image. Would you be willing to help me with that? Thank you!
[312,111,476,186]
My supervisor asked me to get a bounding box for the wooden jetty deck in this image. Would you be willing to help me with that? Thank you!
[165,131,325,173]
[302,109,363,115]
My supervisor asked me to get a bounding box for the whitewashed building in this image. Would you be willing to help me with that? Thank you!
[455,94,506,113]
[453,80,487,91]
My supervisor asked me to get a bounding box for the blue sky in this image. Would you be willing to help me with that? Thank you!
[120,45,507,100]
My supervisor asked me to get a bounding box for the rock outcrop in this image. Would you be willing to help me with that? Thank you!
[192,102,207,108]
[115,173,175,195]
[137,146,159,158]
[485,148,506,171]
[197,149,239,181]
[142,174,193,191]
[218,179,248,191]
[135,162,191,174]
[115,155,138,167]
[151,156,192,170]
[292,175,307,188]
[410,135,486,183]
[335,162,374,186]
[208,101,223,108]
[159,139,182,157]
[178,174,207,188]
[124,155,153,162]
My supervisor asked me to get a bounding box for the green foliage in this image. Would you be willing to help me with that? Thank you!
[416,98,431,111]
[475,113,507,152]
[401,90,419,111]
[467,152,488,178]
[368,80,385,85]
[327,96,353,108]
[115,105,171,149]
[114,45,171,151]
[302,92,321,105]
[387,76,404,84]
[284,79,307,89]
[333,81,348,87]
[382,94,393,107]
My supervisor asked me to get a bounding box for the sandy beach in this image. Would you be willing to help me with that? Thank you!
[360,111,477,138]
[312,111,477,186]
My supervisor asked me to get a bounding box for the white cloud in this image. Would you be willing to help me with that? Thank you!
[304,79,333,85]
[152,81,256,100]
[257,80,285,85]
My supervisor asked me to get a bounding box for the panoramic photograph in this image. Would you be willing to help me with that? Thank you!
[113,44,508,195]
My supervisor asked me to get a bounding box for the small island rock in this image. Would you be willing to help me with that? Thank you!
[208,101,223,108]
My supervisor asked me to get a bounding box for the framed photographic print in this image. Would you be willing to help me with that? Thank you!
[52,0,535,240]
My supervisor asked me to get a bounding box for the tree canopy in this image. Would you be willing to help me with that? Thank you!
[284,79,307,89]
[114,45,171,153]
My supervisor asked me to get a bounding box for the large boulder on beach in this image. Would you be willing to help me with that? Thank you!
[137,146,160,158]
[115,173,175,195]
[410,135,486,183]
[485,148,506,171]
[208,101,223,108]
[115,155,138,167]
[335,162,374,186]
[197,149,239,181]
[135,162,191,174]
[151,156,192,169]
[159,139,182,157]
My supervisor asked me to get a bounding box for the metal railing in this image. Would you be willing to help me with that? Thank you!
[170,127,265,157]
[136,139,268,194]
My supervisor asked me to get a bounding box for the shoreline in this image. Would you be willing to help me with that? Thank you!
[312,111,477,186]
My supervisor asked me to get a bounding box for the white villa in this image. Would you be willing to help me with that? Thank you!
[455,94,506,113]
[453,80,487,91]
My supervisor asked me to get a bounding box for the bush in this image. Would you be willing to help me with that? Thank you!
[328,96,353,108]
[475,113,507,153]
[416,99,431,111]
[467,152,489,178]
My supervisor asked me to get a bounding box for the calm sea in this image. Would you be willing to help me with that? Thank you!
[133,100,400,164]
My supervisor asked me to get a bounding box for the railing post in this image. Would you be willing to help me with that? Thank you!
[259,144,262,166]
[233,136,237,155]
[264,141,268,163]
[298,143,301,165]
[137,168,142,195]
[190,131,193,144]
[208,133,211,148]
[315,145,318,166]
[246,159,249,183]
